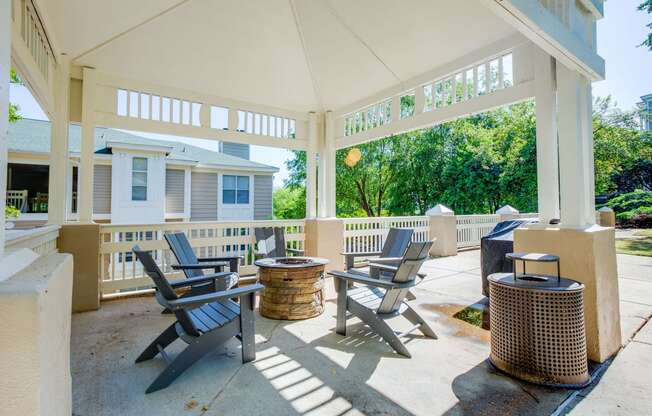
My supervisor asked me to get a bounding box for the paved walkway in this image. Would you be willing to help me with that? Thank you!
[70,250,652,416]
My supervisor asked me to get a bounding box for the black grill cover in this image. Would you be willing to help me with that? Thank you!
[480,219,536,296]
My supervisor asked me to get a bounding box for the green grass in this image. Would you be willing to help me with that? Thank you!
[616,229,652,257]
[453,307,488,329]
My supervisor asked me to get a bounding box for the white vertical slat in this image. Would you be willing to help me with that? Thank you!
[498,57,505,90]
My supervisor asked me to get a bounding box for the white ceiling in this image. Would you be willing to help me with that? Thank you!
[36,0,518,113]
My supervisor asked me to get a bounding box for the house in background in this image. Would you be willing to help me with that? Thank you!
[7,118,277,225]
[638,93,652,131]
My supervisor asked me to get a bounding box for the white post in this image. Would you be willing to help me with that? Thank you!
[48,56,71,225]
[66,160,73,218]
[306,112,318,218]
[322,111,336,218]
[78,68,96,223]
[0,0,11,256]
[534,50,560,224]
[556,63,596,228]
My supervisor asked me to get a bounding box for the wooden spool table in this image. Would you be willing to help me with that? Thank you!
[254,257,329,320]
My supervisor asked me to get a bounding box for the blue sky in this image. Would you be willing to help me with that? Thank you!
[9,0,652,187]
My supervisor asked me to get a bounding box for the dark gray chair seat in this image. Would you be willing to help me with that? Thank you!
[188,300,241,333]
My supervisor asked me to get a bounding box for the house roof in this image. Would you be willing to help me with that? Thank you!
[8,118,278,173]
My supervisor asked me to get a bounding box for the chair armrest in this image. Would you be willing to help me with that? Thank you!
[328,270,414,289]
[168,272,234,288]
[197,256,243,262]
[340,251,382,258]
[171,262,227,270]
[166,284,265,310]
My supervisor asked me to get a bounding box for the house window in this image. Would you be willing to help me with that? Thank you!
[132,157,148,201]
[223,175,249,204]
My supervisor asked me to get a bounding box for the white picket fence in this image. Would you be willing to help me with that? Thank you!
[98,219,304,295]
[342,216,429,254]
[456,214,501,248]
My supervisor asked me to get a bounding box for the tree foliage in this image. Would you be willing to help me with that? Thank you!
[274,98,651,218]
[640,0,652,50]
[8,68,22,123]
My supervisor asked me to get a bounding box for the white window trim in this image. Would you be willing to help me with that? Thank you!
[131,156,148,202]
[220,173,253,206]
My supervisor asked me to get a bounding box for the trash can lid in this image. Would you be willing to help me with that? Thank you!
[488,272,584,291]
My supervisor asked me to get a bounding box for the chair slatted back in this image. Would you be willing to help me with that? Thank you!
[381,228,413,258]
[377,241,433,314]
[165,233,203,278]
[133,246,200,336]
[254,227,287,258]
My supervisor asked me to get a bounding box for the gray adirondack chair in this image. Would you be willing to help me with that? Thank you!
[133,246,263,394]
[254,227,304,258]
[342,227,413,277]
[329,241,436,358]
[165,232,241,292]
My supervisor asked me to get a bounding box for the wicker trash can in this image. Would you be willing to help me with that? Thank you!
[488,252,589,388]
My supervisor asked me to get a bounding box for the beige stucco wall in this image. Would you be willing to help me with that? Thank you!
[428,215,457,257]
[514,226,621,363]
[0,252,74,416]
[59,223,101,312]
[304,218,344,273]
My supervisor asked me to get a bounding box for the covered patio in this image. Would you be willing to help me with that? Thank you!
[70,251,652,416]
[0,1,631,415]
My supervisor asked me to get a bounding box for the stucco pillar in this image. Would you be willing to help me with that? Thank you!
[427,205,457,257]
[48,56,71,225]
[306,112,318,218]
[0,0,10,255]
[59,223,101,312]
[514,226,621,362]
[534,50,560,224]
[318,111,336,218]
[78,68,96,223]
[597,207,616,227]
[557,64,595,228]
[304,218,343,273]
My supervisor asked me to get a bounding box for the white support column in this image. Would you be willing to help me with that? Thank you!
[78,68,96,223]
[306,112,318,219]
[66,160,73,218]
[556,63,596,228]
[0,0,11,255]
[534,49,560,224]
[184,167,191,220]
[48,56,71,225]
[322,111,336,218]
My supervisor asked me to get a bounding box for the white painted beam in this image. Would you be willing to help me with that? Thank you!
[0,0,11,255]
[556,64,595,228]
[47,56,71,225]
[78,68,96,223]
[336,80,535,149]
[534,49,560,224]
[323,111,336,218]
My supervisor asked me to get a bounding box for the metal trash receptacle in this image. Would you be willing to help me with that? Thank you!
[488,252,589,387]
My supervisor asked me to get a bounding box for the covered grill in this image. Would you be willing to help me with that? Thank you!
[488,253,589,387]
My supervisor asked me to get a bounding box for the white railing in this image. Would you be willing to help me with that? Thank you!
[98,220,305,296]
[5,225,59,256]
[342,216,429,254]
[7,190,28,212]
[456,214,500,248]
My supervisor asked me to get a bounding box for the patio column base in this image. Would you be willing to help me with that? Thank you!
[0,251,74,416]
[304,218,344,273]
[514,225,621,363]
[428,215,457,257]
[59,223,101,312]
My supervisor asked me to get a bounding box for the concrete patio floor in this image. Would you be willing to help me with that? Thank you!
[71,250,652,416]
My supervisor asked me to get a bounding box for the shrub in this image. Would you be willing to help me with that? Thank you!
[605,190,652,225]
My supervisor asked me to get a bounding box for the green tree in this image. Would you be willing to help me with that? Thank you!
[273,186,306,219]
[8,68,22,123]
[640,0,652,50]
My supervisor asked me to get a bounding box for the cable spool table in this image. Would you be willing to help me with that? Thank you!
[254,257,329,320]
[488,252,589,388]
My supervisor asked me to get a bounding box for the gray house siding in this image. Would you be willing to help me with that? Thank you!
[254,175,273,220]
[191,172,217,221]
[93,165,111,214]
[165,169,185,213]
[222,142,250,160]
